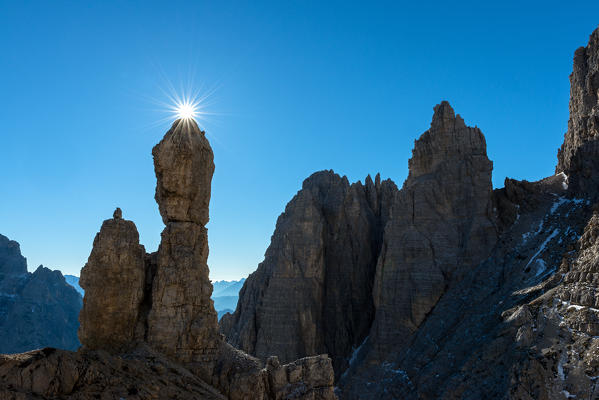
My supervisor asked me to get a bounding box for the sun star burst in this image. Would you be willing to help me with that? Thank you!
[176,101,197,120]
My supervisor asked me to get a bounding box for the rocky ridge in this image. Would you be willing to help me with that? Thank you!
[0,119,336,399]
[0,234,81,355]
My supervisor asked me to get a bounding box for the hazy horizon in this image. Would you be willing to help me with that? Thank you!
[2,2,599,280]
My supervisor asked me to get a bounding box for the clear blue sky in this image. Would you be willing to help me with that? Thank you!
[1,1,598,280]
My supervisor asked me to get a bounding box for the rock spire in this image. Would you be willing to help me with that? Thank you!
[557,28,599,196]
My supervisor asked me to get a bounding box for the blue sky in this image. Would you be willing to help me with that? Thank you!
[1,1,598,280]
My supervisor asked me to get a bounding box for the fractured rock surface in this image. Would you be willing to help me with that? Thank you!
[147,119,221,373]
[78,214,146,351]
[368,101,497,360]
[221,170,395,377]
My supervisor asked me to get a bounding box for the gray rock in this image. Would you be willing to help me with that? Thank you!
[221,169,396,378]
[78,213,147,351]
[0,234,82,354]
[557,28,599,197]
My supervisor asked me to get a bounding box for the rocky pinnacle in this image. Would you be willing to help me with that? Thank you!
[557,27,599,196]
[147,118,221,370]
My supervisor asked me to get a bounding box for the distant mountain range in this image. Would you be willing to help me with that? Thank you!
[65,275,245,320]
[64,275,84,296]
[211,278,245,319]
[0,234,82,354]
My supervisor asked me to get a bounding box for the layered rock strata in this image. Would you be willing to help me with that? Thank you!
[221,170,396,377]
[147,118,221,373]
[367,101,497,360]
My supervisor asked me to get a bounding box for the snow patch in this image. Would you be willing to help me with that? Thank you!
[535,259,547,277]
[551,197,569,214]
[557,351,567,381]
[557,172,569,190]
[348,336,368,367]
[525,229,560,269]
[381,362,410,380]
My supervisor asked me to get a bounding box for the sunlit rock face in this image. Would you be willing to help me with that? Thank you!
[557,28,599,197]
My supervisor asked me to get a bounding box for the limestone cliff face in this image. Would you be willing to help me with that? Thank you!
[222,102,498,384]
[557,28,599,196]
[0,234,82,354]
[368,101,497,359]
[221,170,396,377]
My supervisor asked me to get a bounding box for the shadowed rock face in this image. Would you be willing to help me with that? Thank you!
[557,28,599,196]
[224,26,599,399]
[0,234,27,276]
[147,119,221,370]
[368,101,497,359]
[153,118,214,225]
[221,170,396,377]
[222,101,498,383]
[0,234,82,354]
[78,213,146,351]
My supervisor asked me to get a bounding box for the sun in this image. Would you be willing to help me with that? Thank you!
[146,80,219,128]
[176,102,197,120]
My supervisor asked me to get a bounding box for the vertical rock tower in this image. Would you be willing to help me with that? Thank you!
[148,118,220,367]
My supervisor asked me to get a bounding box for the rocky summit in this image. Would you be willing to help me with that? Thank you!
[0,119,336,399]
[0,234,81,355]
[221,26,599,399]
